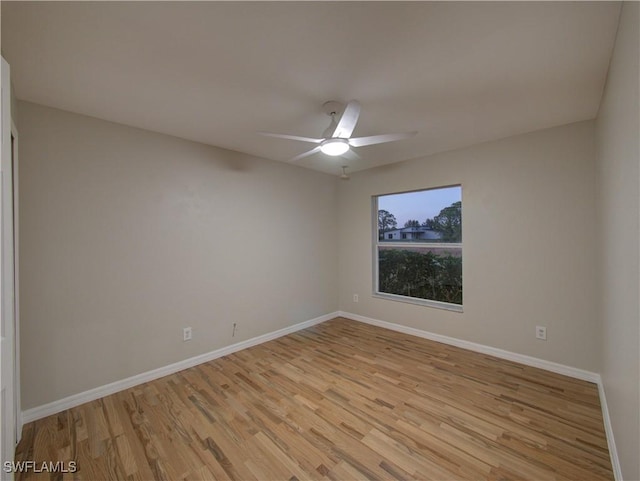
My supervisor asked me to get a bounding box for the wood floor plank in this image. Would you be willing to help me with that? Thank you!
[15,318,613,480]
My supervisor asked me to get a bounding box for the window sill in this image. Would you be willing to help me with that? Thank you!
[373,292,463,313]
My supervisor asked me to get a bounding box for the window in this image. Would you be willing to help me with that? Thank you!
[374,186,462,311]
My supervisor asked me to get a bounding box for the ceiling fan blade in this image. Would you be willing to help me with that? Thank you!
[348,131,417,147]
[290,146,322,162]
[341,149,361,161]
[259,132,323,144]
[332,100,361,138]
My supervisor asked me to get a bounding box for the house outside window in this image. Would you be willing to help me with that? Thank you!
[374,185,462,311]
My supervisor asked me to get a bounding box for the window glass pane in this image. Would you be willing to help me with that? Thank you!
[378,246,462,305]
[378,186,461,243]
[375,185,462,308]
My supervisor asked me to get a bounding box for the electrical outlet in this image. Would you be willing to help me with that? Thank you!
[353,294,359,302]
[536,326,547,340]
[183,327,192,341]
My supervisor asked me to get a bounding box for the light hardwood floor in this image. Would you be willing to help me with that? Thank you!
[15,318,613,480]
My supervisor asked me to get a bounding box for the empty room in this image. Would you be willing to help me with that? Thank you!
[0,2,638,480]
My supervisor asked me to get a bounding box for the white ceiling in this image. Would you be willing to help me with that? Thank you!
[1,2,621,175]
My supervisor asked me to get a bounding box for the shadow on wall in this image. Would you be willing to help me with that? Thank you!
[212,149,256,172]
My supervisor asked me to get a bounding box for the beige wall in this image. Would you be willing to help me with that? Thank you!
[338,121,599,371]
[18,101,338,409]
[595,2,640,479]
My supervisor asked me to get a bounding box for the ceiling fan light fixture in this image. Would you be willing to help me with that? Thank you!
[320,138,350,156]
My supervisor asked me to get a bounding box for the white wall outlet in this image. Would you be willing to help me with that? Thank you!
[353,294,359,302]
[183,327,192,341]
[535,326,547,340]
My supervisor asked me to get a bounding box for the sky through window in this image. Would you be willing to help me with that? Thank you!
[378,186,461,227]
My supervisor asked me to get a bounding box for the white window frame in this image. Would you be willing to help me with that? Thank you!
[372,186,463,312]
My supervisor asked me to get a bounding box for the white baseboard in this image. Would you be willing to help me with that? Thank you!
[22,311,338,424]
[597,380,623,481]
[338,311,599,382]
[338,311,622,480]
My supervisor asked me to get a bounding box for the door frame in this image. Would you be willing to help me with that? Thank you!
[0,54,18,480]
[11,121,20,444]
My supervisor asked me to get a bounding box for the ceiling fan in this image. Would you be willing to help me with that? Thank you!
[259,100,417,162]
